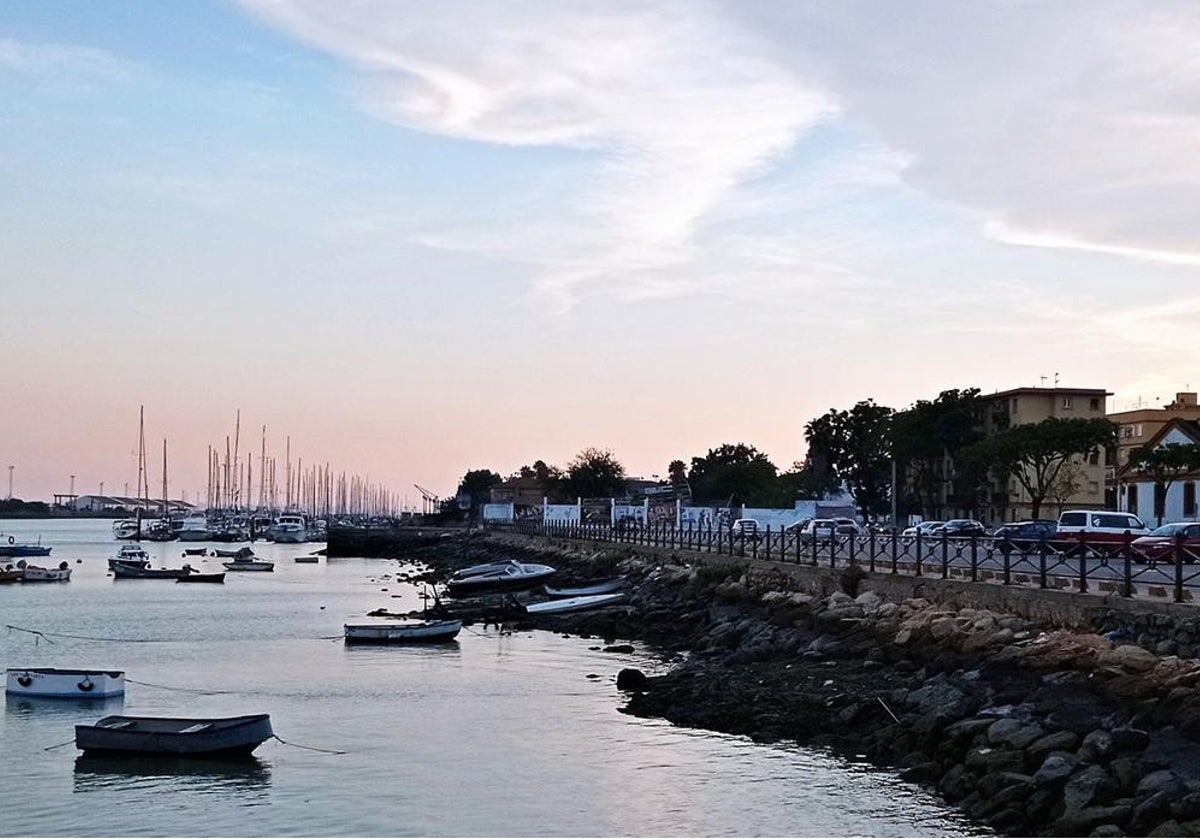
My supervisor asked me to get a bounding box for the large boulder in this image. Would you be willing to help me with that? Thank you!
[1027,730,1082,762]
[1138,770,1186,799]
[1064,765,1114,811]
[1053,804,1133,836]
[1110,728,1151,752]
[1033,752,1078,787]
[1099,644,1159,673]
[907,675,969,718]
[1080,729,1118,763]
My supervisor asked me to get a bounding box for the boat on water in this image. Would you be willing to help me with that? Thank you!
[519,593,627,615]
[1,565,23,583]
[175,572,225,583]
[6,668,126,698]
[108,545,151,571]
[111,561,201,580]
[269,513,308,544]
[343,619,462,644]
[221,548,274,572]
[0,534,52,558]
[112,519,141,540]
[175,515,212,541]
[75,714,274,757]
[212,546,252,558]
[444,562,556,596]
[18,560,71,582]
[294,555,319,564]
[543,576,628,598]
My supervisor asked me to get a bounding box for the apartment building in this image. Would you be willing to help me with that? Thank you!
[978,387,1111,523]
[1108,392,1200,470]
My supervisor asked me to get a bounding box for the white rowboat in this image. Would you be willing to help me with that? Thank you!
[343,619,462,644]
[521,593,626,615]
[6,668,126,698]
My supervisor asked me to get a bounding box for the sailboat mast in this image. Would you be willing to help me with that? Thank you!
[161,438,168,518]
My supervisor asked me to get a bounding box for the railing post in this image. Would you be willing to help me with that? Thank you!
[915,532,923,577]
[829,529,837,569]
[1078,543,1089,594]
[1175,533,1186,604]
[891,529,898,574]
[1122,531,1133,598]
[868,528,876,573]
[848,531,858,565]
[971,535,980,583]
[941,534,949,579]
[810,529,818,567]
[795,528,801,564]
[1039,538,1048,589]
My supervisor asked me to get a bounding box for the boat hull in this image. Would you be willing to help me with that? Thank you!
[175,573,225,583]
[0,545,51,557]
[7,668,126,698]
[523,593,627,615]
[444,564,556,596]
[76,714,273,757]
[543,576,628,598]
[221,561,274,572]
[111,562,194,579]
[344,620,462,644]
[20,565,71,582]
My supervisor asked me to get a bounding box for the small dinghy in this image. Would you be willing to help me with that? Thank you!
[6,668,126,698]
[519,593,626,615]
[212,546,252,558]
[175,572,225,583]
[444,562,556,596]
[19,560,71,581]
[182,548,209,557]
[112,561,195,579]
[221,547,274,572]
[294,555,319,564]
[76,714,274,757]
[543,576,628,598]
[343,619,462,644]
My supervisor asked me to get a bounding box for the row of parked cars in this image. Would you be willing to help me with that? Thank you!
[728,512,1200,562]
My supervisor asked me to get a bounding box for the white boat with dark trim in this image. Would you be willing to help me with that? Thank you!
[520,593,626,615]
[18,560,71,581]
[108,545,151,571]
[343,619,462,644]
[269,514,308,544]
[75,714,273,757]
[221,547,274,572]
[6,668,126,698]
[444,562,556,596]
[175,515,212,541]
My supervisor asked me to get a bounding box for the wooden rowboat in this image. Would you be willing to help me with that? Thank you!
[343,619,462,644]
[543,576,628,598]
[76,714,274,757]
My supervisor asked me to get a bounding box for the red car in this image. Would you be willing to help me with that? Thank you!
[1131,522,1200,563]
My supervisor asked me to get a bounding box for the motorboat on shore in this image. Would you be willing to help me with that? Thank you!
[343,619,462,644]
[0,534,51,558]
[18,560,71,582]
[108,545,151,571]
[6,668,126,698]
[517,593,627,615]
[444,562,556,596]
[543,576,628,598]
[221,547,274,572]
[75,714,274,757]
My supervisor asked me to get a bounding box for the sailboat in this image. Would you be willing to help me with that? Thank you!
[113,407,150,541]
[140,439,175,542]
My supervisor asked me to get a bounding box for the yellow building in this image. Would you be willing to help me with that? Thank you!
[978,387,1111,523]
[1108,392,1200,470]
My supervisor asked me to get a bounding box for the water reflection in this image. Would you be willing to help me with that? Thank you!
[5,693,125,718]
[73,754,272,797]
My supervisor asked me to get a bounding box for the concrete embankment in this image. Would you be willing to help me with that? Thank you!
[344,529,1200,837]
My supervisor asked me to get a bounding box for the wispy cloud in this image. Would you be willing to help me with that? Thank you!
[0,38,135,82]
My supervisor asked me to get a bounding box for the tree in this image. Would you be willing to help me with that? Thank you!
[1127,443,1200,526]
[564,448,626,499]
[959,417,1115,519]
[1046,461,1084,519]
[687,443,779,507]
[455,469,502,510]
[891,389,984,518]
[804,400,895,518]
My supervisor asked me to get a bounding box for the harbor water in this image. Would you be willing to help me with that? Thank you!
[1,519,985,837]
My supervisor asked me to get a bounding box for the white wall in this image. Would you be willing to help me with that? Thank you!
[1127,479,1200,525]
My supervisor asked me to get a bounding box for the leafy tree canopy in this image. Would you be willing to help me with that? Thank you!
[564,447,627,499]
[687,443,779,507]
[804,400,895,517]
[455,469,502,508]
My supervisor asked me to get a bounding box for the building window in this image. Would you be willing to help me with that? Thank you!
[1186,482,1197,518]
[1062,396,1074,409]
[1135,424,1143,437]
[1089,450,1100,466]
[1090,397,1101,411]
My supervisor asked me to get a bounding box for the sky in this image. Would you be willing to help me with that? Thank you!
[2,0,1198,505]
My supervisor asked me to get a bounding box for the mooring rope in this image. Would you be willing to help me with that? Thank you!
[271,734,347,755]
[124,678,235,696]
[6,624,167,644]
[42,738,76,752]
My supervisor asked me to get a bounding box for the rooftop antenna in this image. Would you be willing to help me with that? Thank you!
[1054,372,1060,387]
[1039,375,1047,388]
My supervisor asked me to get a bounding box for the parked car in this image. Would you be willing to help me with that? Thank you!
[797,518,865,541]
[901,521,945,539]
[991,520,1057,552]
[931,519,988,539]
[1131,522,1200,563]
[729,518,761,541]
[1052,510,1150,556]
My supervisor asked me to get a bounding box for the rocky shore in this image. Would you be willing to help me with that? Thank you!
[361,530,1200,837]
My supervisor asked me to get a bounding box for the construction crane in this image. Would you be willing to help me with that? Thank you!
[413,484,441,516]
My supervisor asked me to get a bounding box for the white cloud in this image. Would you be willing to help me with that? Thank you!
[0,38,134,82]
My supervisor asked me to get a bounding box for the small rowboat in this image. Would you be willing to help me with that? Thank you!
[175,572,225,583]
[294,555,319,564]
[543,576,628,598]
[112,561,193,579]
[343,619,462,644]
[76,714,274,757]
[222,559,274,572]
[19,561,71,582]
[0,566,23,583]
[520,593,626,615]
[6,668,126,698]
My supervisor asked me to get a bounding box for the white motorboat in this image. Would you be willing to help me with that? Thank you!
[269,514,308,544]
[343,619,462,644]
[520,593,626,615]
[112,520,141,540]
[175,515,212,541]
[108,545,151,571]
[543,576,628,598]
[444,562,556,596]
[19,560,71,582]
[6,667,125,698]
[221,548,274,572]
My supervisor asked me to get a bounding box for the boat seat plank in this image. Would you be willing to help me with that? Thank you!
[179,723,211,733]
[101,720,137,730]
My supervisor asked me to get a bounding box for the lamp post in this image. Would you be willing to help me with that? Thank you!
[6,465,12,500]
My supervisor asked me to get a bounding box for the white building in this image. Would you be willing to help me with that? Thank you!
[1117,419,1200,526]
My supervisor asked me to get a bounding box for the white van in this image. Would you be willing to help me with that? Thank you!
[1055,510,1149,548]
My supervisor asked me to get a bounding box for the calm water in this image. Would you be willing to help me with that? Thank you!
[0,519,984,837]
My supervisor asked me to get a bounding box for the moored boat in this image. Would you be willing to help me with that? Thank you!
[6,668,126,698]
[75,714,274,757]
[0,565,23,583]
[268,513,308,544]
[343,619,462,644]
[0,534,52,557]
[108,545,151,571]
[175,572,225,583]
[519,593,627,615]
[221,548,274,572]
[294,555,319,564]
[543,576,628,598]
[444,562,556,596]
[111,561,198,580]
[19,560,71,582]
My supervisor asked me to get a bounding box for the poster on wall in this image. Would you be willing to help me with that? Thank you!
[543,503,581,523]
[647,497,678,526]
[581,498,612,524]
[514,505,543,522]
[680,506,717,530]
[482,503,514,523]
[612,503,646,529]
